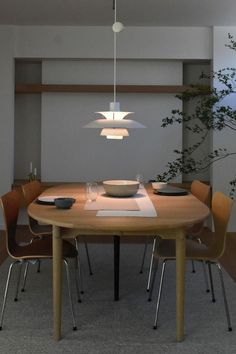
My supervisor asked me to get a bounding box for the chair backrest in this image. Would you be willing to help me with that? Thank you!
[21,181,43,234]
[188,180,211,236]
[21,180,42,206]
[211,191,234,259]
[0,190,20,257]
[191,180,211,207]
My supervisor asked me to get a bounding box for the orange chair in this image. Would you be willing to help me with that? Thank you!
[0,189,79,330]
[21,180,93,294]
[146,180,211,293]
[151,192,233,331]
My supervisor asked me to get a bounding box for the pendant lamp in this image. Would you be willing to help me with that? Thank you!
[84,0,145,139]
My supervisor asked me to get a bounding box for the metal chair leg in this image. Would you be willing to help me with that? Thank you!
[148,257,159,302]
[0,261,18,330]
[147,237,157,292]
[74,258,82,303]
[21,261,30,292]
[84,241,93,275]
[14,261,23,301]
[202,261,210,293]
[37,260,41,273]
[191,260,196,273]
[195,238,210,293]
[75,238,84,294]
[217,263,232,331]
[153,260,166,329]
[63,259,77,331]
[208,262,216,302]
[139,239,148,274]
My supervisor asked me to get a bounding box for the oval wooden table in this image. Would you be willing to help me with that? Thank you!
[28,183,210,342]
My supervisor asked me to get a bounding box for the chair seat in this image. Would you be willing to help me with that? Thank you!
[187,222,204,237]
[11,238,77,259]
[154,234,217,261]
[30,222,52,235]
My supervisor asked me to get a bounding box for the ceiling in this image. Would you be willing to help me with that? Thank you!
[1,0,236,27]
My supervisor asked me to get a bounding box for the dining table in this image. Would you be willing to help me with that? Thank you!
[28,182,210,342]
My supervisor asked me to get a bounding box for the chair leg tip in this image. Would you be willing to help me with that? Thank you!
[148,298,152,302]
[0,326,2,331]
[191,270,196,273]
[78,299,82,303]
[139,270,143,274]
[14,298,18,302]
[89,272,93,276]
[212,299,216,303]
[73,326,77,331]
[153,325,157,330]
[21,289,25,292]
[228,327,232,331]
[146,289,150,293]
[206,289,210,293]
[80,291,84,294]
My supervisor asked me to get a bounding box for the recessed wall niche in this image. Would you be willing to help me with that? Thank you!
[14,59,210,183]
[14,60,42,180]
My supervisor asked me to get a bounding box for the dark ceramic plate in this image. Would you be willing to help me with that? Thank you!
[154,188,188,196]
[35,199,55,205]
[35,197,76,206]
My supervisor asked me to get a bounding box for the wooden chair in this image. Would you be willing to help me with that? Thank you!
[188,180,211,277]
[22,180,52,238]
[146,180,211,293]
[21,180,93,294]
[151,191,233,331]
[0,189,79,331]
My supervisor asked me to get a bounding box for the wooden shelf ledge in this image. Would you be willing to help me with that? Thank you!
[15,84,210,94]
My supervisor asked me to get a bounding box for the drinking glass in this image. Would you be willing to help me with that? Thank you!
[86,182,98,202]
[135,173,144,188]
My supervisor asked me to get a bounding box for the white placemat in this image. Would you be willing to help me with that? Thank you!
[96,186,157,217]
[84,194,139,211]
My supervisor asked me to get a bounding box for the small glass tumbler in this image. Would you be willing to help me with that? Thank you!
[135,173,144,188]
[86,182,98,202]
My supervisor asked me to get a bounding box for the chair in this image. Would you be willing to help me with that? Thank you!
[151,191,233,331]
[188,180,211,279]
[145,180,211,293]
[21,180,93,293]
[21,180,52,238]
[0,189,79,330]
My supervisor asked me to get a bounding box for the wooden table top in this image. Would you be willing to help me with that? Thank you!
[28,183,210,236]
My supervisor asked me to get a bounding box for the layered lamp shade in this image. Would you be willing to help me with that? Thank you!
[83,0,145,139]
[84,102,145,139]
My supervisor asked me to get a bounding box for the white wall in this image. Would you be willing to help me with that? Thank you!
[183,63,211,182]
[15,26,212,60]
[0,25,212,227]
[0,26,14,226]
[41,60,182,182]
[213,27,236,230]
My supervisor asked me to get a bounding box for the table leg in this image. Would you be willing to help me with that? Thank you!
[53,225,63,341]
[175,230,186,342]
[113,235,120,301]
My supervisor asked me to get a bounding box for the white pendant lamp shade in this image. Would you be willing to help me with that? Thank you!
[84,117,145,129]
[101,128,129,140]
[97,111,132,121]
[96,102,133,120]
[84,0,145,139]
